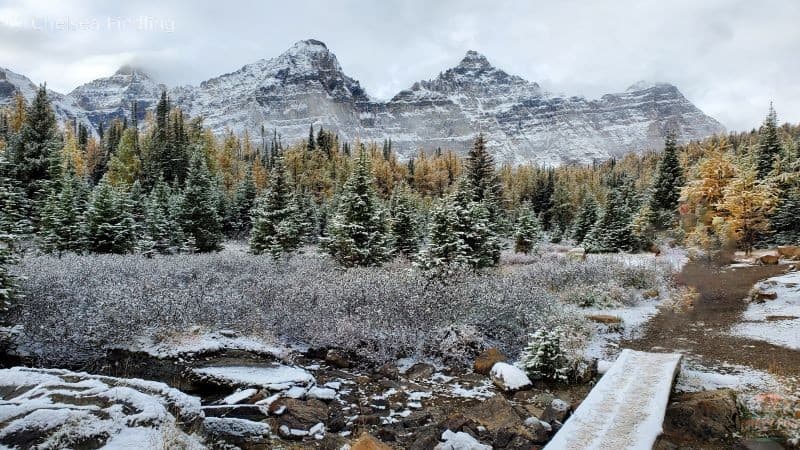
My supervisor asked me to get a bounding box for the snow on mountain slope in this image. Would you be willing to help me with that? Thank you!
[0,67,94,132]
[2,40,725,165]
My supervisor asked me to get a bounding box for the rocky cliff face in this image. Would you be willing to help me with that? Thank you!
[1,40,724,165]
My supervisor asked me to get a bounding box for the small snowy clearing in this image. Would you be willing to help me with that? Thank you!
[489,362,532,391]
[115,331,289,360]
[730,271,800,350]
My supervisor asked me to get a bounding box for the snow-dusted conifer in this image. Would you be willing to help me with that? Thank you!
[86,177,137,254]
[179,149,223,252]
[514,204,541,254]
[322,151,393,267]
[250,156,302,259]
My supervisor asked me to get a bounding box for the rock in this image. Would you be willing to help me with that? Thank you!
[273,398,328,429]
[523,416,552,443]
[566,248,587,261]
[403,410,433,428]
[352,433,393,450]
[202,404,269,421]
[405,362,436,380]
[464,396,523,432]
[759,254,780,265]
[377,362,400,380]
[375,428,397,442]
[733,438,786,450]
[777,245,800,259]
[586,314,623,325]
[409,427,442,450]
[307,386,337,401]
[752,290,778,302]
[204,417,271,446]
[325,349,351,368]
[489,362,532,391]
[663,389,739,442]
[218,329,239,338]
[541,398,571,424]
[435,429,492,449]
[473,348,507,375]
[354,414,383,426]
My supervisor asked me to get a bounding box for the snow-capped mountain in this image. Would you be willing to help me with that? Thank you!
[1,40,725,165]
[0,67,93,131]
[68,65,165,126]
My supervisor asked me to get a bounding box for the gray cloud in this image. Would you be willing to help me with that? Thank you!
[1,0,798,130]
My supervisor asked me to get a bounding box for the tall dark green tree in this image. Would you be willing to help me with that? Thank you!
[322,151,393,267]
[571,195,598,244]
[231,170,258,238]
[86,178,137,254]
[250,157,302,259]
[9,85,62,200]
[756,104,782,179]
[648,132,685,229]
[389,183,420,257]
[584,187,637,253]
[770,186,800,245]
[179,150,223,252]
[38,167,89,254]
[514,204,542,254]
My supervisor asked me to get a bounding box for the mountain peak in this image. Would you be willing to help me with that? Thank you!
[114,65,151,78]
[284,39,330,57]
[457,50,493,70]
[626,80,674,92]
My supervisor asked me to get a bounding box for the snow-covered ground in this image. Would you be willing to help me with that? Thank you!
[730,271,800,350]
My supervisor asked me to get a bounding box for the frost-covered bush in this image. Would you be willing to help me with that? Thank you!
[561,282,629,308]
[8,245,673,367]
[520,327,580,382]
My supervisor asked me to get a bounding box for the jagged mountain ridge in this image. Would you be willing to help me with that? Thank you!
[1,39,724,165]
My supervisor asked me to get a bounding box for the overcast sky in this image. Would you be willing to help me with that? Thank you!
[0,0,798,130]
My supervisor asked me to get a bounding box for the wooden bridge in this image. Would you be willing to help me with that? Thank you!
[544,349,682,450]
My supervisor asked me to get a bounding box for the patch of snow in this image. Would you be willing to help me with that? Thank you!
[435,429,492,450]
[730,271,800,350]
[307,387,336,401]
[193,365,314,390]
[222,388,258,405]
[116,331,289,359]
[489,362,532,391]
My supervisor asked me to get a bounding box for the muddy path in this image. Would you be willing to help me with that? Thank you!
[625,260,800,375]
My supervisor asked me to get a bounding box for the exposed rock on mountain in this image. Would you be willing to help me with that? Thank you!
[1,40,724,165]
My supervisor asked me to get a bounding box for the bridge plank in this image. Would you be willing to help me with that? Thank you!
[544,349,682,450]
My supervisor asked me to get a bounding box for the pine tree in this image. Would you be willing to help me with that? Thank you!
[86,178,137,254]
[322,151,393,267]
[648,132,684,229]
[571,196,598,244]
[0,156,24,311]
[38,167,88,254]
[584,187,636,253]
[770,186,800,245]
[9,85,62,200]
[250,157,302,259]
[389,184,420,257]
[306,124,316,152]
[756,104,782,179]
[180,150,223,252]
[514,204,542,254]
[520,328,571,382]
[231,170,258,238]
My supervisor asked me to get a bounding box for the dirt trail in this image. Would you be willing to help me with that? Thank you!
[625,260,800,375]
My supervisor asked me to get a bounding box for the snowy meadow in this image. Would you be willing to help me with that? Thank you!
[7,245,674,368]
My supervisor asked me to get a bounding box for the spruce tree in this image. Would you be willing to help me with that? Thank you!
[417,200,470,272]
[756,104,782,179]
[38,167,88,254]
[179,150,223,252]
[0,157,24,311]
[584,187,636,253]
[571,196,598,244]
[514,204,542,254]
[390,184,420,257]
[322,151,393,267]
[231,170,258,238]
[770,186,800,245]
[648,132,684,229]
[9,85,62,200]
[86,178,137,254]
[143,181,176,254]
[250,157,302,259]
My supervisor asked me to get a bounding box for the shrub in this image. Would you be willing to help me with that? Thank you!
[520,327,574,382]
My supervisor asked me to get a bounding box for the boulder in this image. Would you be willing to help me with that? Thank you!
[376,362,400,380]
[325,349,351,368]
[759,254,780,265]
[405,362,436,380]
[663,389,739,442]
[473,348,507,375]
[464,396,523,432]
[272,398,328,430]
[541,398,571,424]
[777,245,800,259]
[489,362,532,392]
[351,433,392,450]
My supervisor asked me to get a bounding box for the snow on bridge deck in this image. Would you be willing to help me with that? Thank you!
[544,349,682,450]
